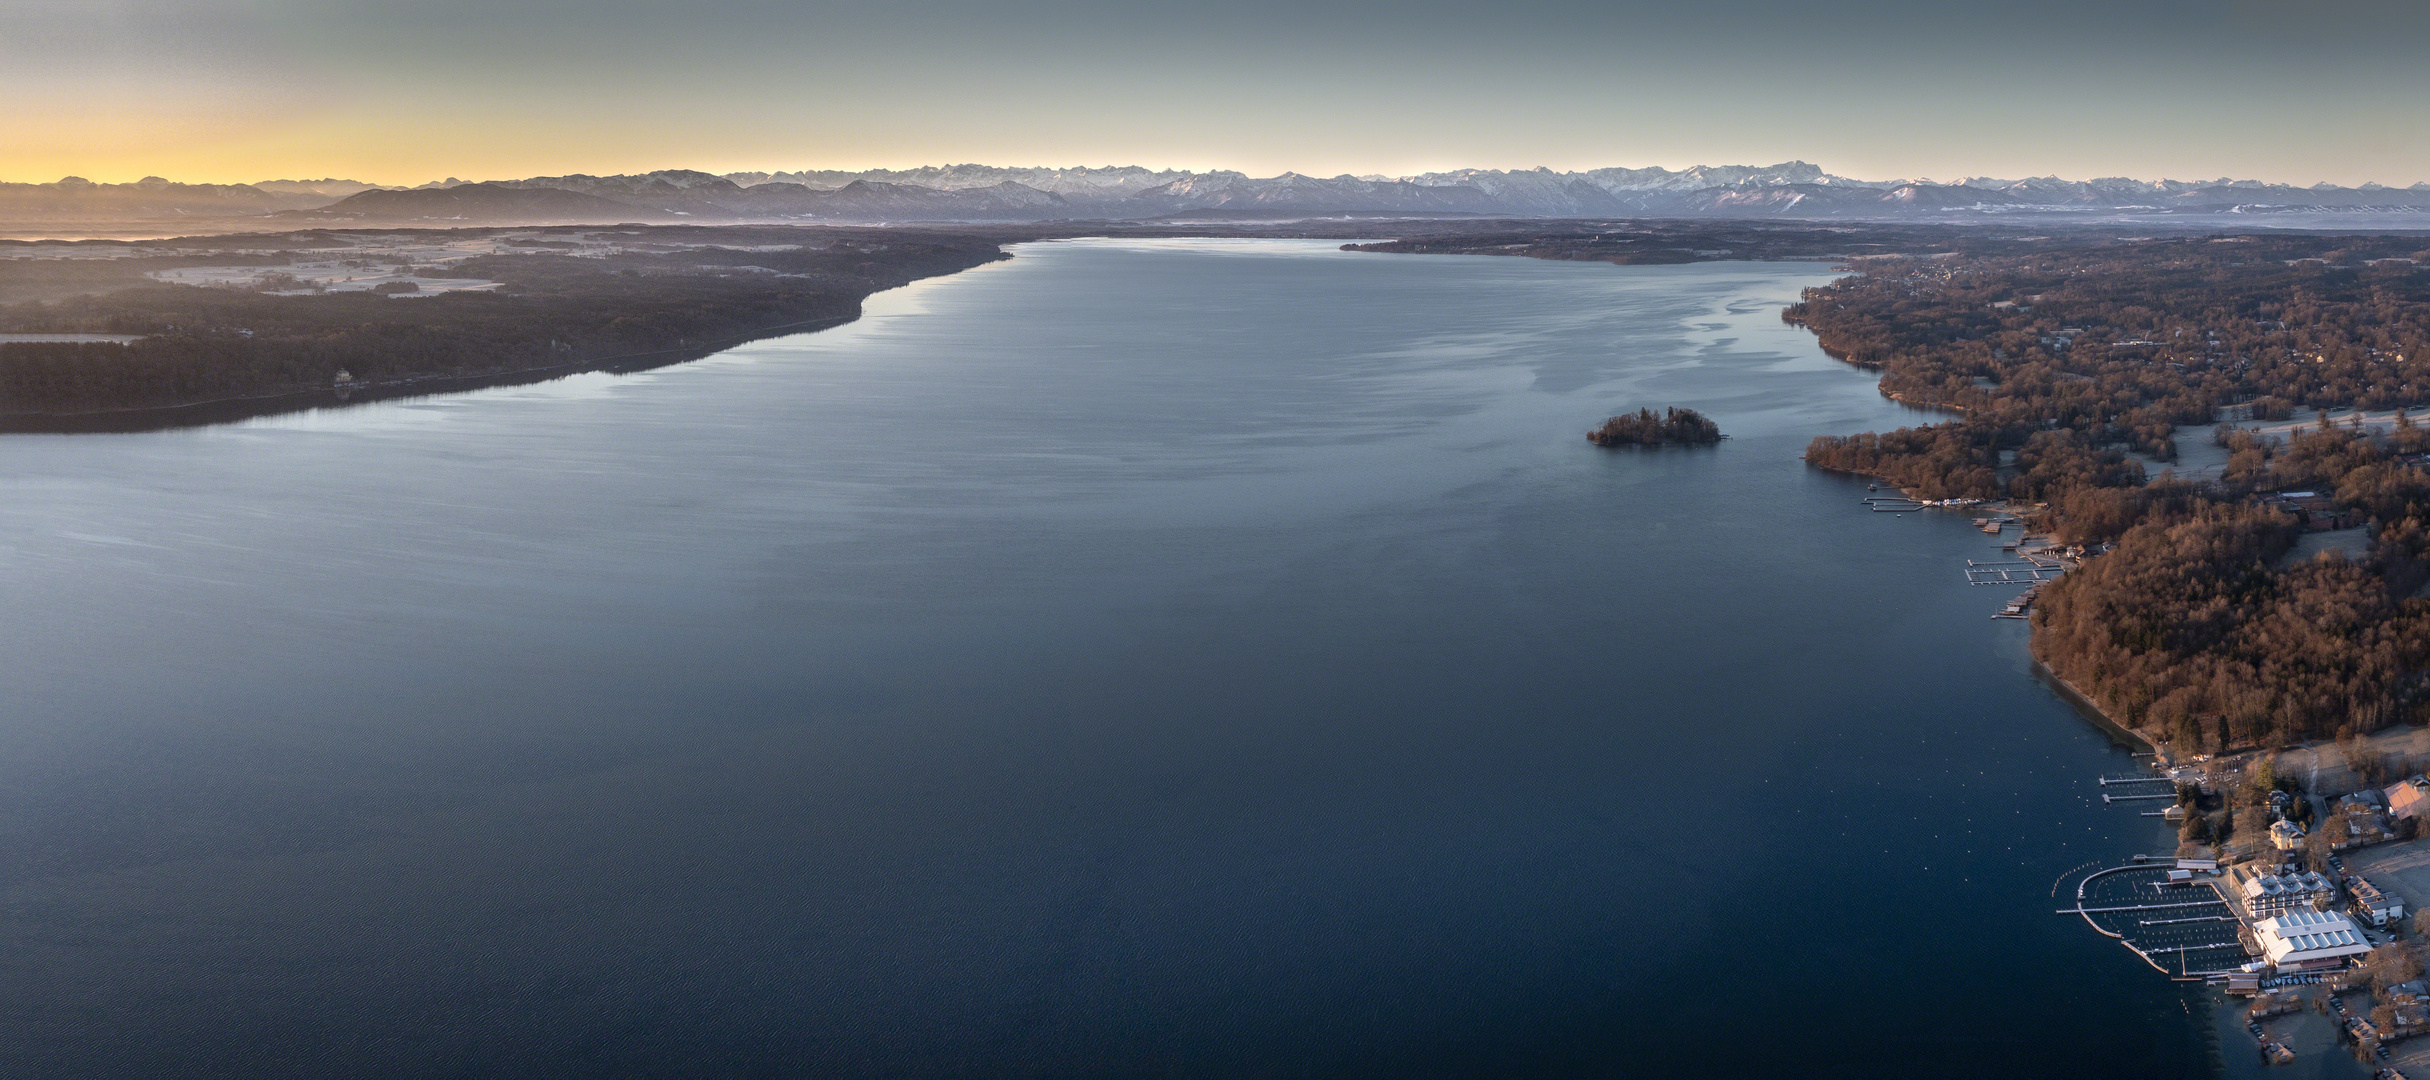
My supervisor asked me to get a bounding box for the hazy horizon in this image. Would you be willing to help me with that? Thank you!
[11,160,2430,193]
[6,0,2426,188]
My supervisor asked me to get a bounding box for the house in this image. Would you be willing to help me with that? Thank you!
[2271,819,2306,851]
[2386,777,2430,821]
[2272,492,2357,530]
[2391,1000,2430,1038]
[2350,876,2406,927]
[2255,909,2374,971]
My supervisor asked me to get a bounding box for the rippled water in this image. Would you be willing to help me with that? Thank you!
[0,239,2210,1076]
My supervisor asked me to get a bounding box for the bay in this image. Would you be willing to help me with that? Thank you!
[0,238,2208,1076]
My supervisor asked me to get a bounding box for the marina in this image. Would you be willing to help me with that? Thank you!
[1966,558,2067,585]
[2060,860,2250,979]
[2062,746,2430,1076]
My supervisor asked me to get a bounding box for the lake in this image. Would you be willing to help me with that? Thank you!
[0,238,2214,1076]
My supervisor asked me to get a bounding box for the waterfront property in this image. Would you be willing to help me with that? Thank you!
[2230,866,2338,919]
[2253,910,2373,970]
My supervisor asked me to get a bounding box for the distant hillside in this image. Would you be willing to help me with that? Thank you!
[0,176,327,225]
[290,184,656,225]
[8,162,2430,232]
[250,179,383,198]
[721,164,1209,198]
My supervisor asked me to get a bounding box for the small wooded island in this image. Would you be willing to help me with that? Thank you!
[1587,407,1723,447]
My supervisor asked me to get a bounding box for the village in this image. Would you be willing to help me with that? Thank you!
[2065,731,2430,1075]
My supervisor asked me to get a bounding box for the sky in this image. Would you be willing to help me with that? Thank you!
[4,0,2428,187]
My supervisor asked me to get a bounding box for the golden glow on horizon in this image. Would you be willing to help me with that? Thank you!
[4,0,2428,188]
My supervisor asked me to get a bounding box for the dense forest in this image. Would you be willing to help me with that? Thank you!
[1588,406,1721,446]
[1782,233,2430,750]
[0,225,1009,427]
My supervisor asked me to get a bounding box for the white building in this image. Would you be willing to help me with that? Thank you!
[2256,910,2374,971]
[2236,868,2337,918]
[2351,877,2406,928]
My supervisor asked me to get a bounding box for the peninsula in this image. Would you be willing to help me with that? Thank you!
[0,225,1020,430]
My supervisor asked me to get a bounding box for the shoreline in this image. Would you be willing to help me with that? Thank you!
[0,223,1017,435]
[2032,658,2161,757]
[1810,444,2162,755]
[0,313,861,435]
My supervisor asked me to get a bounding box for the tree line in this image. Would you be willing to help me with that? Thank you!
[1792,234,2430,751]
[1588,407,1721,446]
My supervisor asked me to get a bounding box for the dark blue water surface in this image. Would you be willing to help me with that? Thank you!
[0,240,2213,1076]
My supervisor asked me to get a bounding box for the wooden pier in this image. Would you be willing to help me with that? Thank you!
[2062,899,2229,914]
[1966,558,2067,585]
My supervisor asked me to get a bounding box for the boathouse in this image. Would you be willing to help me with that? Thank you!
[2255,910,2373,971]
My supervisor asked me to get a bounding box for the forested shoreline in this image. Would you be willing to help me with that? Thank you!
[1364,222,2430,751]
[1783,234,2430,751]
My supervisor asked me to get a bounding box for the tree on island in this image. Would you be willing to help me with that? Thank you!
[1587,407,1723,447]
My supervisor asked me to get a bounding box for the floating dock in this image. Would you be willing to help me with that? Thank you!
[1967,558,2066,585]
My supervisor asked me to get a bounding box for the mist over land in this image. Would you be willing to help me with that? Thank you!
[11,162,2430,233]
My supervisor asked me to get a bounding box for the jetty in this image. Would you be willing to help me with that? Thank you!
[1994,582,2044,619]
[1966,558,2066,585]
[2061,861,2246,979]
[2064,899,2227,914]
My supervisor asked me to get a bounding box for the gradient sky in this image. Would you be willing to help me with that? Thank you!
[5,0,2428,186]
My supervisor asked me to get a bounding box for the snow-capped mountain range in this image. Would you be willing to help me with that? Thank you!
[7,164,2430,228]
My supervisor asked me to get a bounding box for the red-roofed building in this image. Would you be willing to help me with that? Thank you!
[2388,776,2430,820]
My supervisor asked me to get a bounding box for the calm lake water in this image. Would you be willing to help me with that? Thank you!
[0,239,2216,1076]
